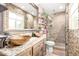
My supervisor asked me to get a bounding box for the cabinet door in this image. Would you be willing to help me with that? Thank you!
[33,47,40,56]
[33,40,46,56]
[16,47,32,56]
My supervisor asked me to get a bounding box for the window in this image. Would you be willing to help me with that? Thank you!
[8,11,24,30]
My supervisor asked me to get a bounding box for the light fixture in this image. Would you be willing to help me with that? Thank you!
[59,6,64,9]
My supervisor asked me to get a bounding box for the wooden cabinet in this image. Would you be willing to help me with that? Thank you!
[16,40,46,56]
[16,47,32,56]
[33,40,46,56]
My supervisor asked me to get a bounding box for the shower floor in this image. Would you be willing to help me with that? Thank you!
[54,43,65,49]
[53,43,65,56]
[45,48,65,56]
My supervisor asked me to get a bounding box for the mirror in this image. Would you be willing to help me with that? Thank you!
[11,3,38,29]
[4,3,38,31]
[25,14,34,29]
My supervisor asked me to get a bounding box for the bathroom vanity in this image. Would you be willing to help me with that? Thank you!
[0,3,46,56]
[0,34,46,56]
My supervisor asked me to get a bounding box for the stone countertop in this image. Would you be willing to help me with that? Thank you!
[0,34,46,56]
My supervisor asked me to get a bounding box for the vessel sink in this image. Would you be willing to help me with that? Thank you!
[8,35,31,47]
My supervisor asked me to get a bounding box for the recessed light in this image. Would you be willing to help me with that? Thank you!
[59,6,64,9]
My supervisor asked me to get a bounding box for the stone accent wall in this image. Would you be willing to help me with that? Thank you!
[64,3,79,56]
[66,3,79,56]
[68,30,79,56]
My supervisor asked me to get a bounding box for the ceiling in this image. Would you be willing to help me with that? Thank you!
[12,3,66,16]
[36,3,66,15]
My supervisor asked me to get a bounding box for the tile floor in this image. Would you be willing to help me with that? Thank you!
[53,48,65,56]
[53,43,65,56]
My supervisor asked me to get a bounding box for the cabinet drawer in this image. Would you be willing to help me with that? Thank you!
[16,47,32,56]
[33,40,44,56]
[33,40,43,49]
[33,47,41,56]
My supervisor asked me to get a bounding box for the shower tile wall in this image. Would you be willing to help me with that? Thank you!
[48,12,65,44]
